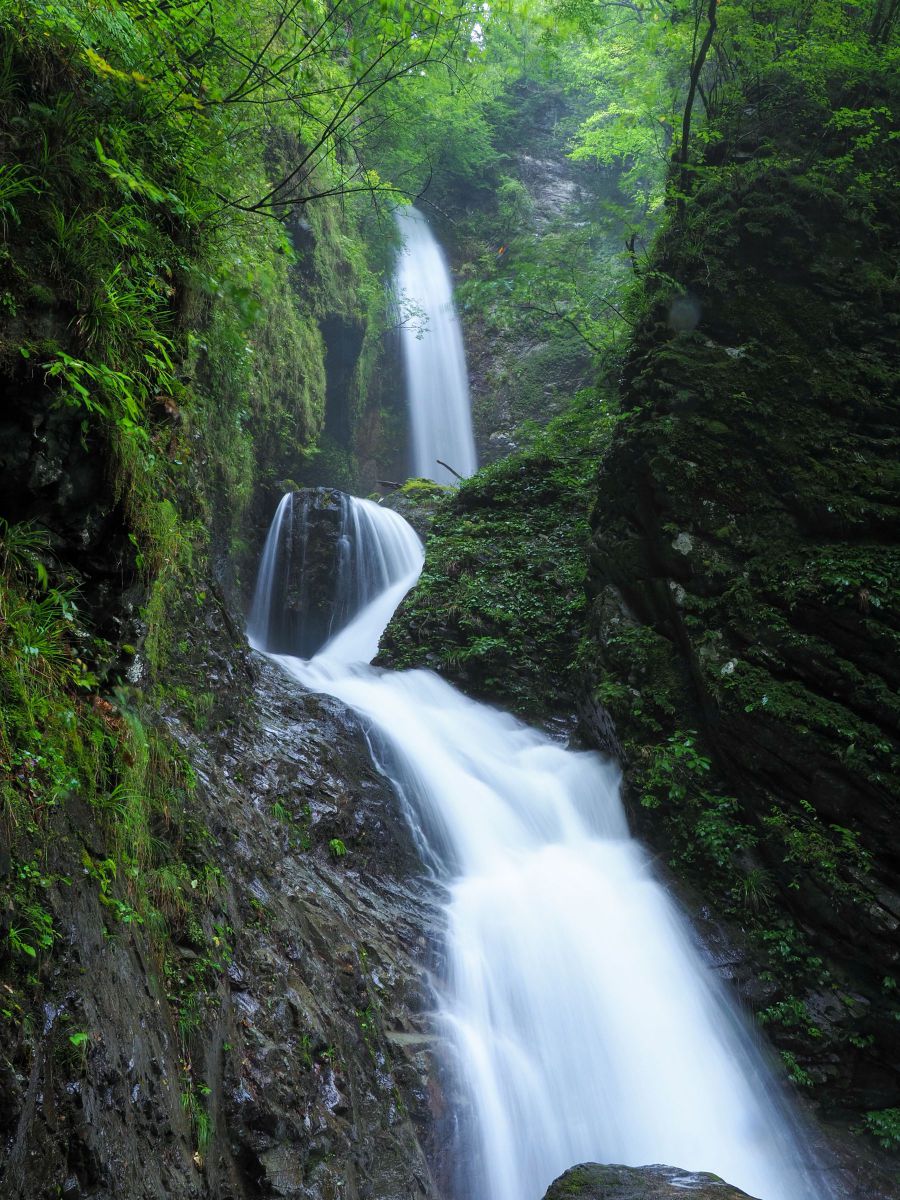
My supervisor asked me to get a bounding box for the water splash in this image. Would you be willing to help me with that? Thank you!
[394,206,477,485]
[251,492,831,1200]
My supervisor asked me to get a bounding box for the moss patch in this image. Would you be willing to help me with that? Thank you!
[379,390,618,717]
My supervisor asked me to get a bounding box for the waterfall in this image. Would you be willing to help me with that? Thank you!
[394,206,477,485]
[250,493,831,1200]
[247,489,424,660]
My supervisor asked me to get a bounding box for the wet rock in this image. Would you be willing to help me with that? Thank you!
[542,1163,757,1200]
[262,488,347,657]
[380,479,446,538]
[0,605,446,1200]
[0,364,140,640]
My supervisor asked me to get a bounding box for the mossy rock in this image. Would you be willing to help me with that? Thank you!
[585,66,900,1116]
[379,392,618,716]
[381,478,450,537]
[542,1163,757,1200]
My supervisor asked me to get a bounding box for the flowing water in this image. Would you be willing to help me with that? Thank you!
[394,205,477,485]
[248,494,829,1200]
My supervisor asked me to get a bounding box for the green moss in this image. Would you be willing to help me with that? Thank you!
[381,390,618,715]
[397,478,449,499]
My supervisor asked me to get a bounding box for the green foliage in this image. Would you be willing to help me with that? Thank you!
[637,732,756,871]
[181,1081,213,1156]
[759,997,823,1042]
[779,1049,815,1089]
[0,162,37,232]
[6,863,55,959]
[560,0,678,217]
[863,1108,900,1151]
[382,390,618,714]
[640,732,710,807]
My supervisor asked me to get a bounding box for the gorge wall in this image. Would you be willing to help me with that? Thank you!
[586,70,900,1121]
[0,13,440,1197]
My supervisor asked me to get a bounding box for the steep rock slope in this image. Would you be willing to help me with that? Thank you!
[1,598,445,1200]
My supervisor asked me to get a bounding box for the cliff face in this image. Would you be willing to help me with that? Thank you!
[586,75,900,1123]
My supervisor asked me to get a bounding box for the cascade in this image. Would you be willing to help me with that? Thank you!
[249,494,832,1200]
[247,489,423,660]
[394,205,477,485]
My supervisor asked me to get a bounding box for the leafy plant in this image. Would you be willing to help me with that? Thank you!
[640,731,711,807]
[863,1108,900,1151]
[0,163,37,236]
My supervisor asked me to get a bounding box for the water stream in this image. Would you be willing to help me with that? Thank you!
[394,205,477,485]
[248,494,829,1200]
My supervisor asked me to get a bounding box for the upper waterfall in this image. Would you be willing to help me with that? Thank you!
[394,206,477,485]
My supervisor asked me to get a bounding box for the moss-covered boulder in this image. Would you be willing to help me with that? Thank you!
[381,477,449,538]
[542,1164,756,1200]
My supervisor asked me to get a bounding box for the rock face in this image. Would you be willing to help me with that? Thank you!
[542,1163,757,1200]
[379,479,447,539]
[0,361,140,640]
[260,488,349,657]
[0,596,447,1200]
[585,70,900,1123]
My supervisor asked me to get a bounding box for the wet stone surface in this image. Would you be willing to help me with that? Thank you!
[1,605,450,1199]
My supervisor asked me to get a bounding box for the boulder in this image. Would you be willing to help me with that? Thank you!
[542,1163,758,1200]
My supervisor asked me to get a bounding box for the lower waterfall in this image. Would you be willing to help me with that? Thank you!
[249,492,830,1200]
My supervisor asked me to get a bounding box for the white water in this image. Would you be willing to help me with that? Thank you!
[394,206,477,485]
[247,490,424,658]
[249,494,829,1200]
